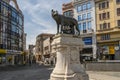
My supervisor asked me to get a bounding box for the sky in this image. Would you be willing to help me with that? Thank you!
[16,0,71,49]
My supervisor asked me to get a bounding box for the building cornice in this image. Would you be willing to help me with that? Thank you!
[73,0,93,5]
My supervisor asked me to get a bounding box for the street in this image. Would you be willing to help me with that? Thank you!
[0,64,53,80]
[0,64,120,80]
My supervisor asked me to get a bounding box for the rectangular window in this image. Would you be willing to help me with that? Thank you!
[83,22,86,30]
[87,2,91,9]
[102,2,106,9]
[103,23,107,29]
[87,13,91,19]
[99,4,102,10]
[83,4,87,10]
[100,12,110,20]
[117,8,120,16]
[100,24,102,30]
[107,12,110,19]
[102,13,106,19]
[101,34,110,40]
[106,1,109,8]
[99,1,109,10]
[116,0,120,4]
[82,14,86,20]
[99,14,102,20]
[117,20,120,26]
[87,21,91,30]
[78,23,82,31]
[78,15,82,21]
[77,5,82,12]
[108,23,110,29]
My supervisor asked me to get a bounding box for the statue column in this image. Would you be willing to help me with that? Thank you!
[50,34,89,80]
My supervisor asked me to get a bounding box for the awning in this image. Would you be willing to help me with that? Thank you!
[0,49,7,54]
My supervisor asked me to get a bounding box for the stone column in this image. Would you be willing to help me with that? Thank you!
[50,34,89,80]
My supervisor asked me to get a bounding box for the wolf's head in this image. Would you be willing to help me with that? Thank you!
[51,9,58,17]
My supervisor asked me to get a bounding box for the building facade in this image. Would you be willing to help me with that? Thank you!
[0,0,24,65]
[95,0,120,60]
[73,0,97,61]
[23,33,27,51]
[28,45,35,64]
[35,33,54,63]
[62,2,74,18]
[43,37,56,65]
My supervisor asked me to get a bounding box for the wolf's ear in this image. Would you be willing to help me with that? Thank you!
[51,9,54,12]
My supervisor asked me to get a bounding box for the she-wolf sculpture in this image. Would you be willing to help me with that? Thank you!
[51,9,80,35]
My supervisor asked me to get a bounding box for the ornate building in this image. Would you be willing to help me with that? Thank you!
[35,33,54,63]
[95,0,120,60]
[0,0,24,65]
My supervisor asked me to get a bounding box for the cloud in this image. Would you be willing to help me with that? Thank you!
[17,0,71,49]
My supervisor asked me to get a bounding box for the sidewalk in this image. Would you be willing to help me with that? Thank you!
[88,71,120,80]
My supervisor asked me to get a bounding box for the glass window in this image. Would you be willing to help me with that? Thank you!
[77,5,82,12]
[82,14,86,20]
[19,16,23,26]
[108,23,110,29]
[117,8,120,16]
[100,24,102,30]
[78,15,82,21]
[116,0,120,4]
[63,10,73,17]
[102,2,105,9]
[78,23,82,31]
[87,21,91,30]
[83,22,86,30]
[117,20,120,26]
[87,2,91,9]
[87,13,91,19]
[83,4,87,10]
[103,23,107,29]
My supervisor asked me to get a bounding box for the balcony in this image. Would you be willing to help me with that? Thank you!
[96,27,120,34]
[97,37,120,43]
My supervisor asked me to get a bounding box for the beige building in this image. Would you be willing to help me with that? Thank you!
[35,33,54,63]
[43,37,56,64]
[95,0,120,60]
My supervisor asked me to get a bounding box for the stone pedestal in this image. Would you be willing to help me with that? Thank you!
[50,34,89,80]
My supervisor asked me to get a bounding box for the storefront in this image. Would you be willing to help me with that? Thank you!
[80,37,93,62]
[0,49,7,64]
[6,50,22,65]
[97,41,119,60]
[80,48,93,62]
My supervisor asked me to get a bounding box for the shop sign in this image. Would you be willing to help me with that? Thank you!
[0,49,7,54]
[83,37,92,45]
[109,46,115,54]
[7,50,21,54]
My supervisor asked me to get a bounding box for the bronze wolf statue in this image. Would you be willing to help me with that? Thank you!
[51,9,80,35]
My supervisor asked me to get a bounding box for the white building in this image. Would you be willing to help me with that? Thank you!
[73,0,97,60]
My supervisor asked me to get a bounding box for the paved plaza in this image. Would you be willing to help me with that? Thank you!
[0,64,120,80]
